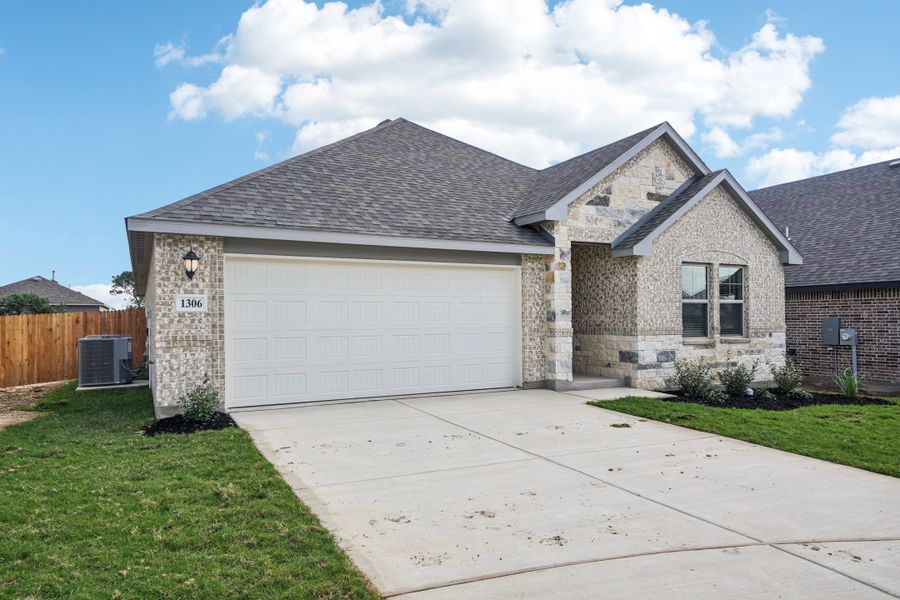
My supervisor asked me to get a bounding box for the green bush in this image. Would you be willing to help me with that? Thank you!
[0,293,61,315]
[768,359,803,394]
[834,368,862,398]
[788,388,813,401]
[177,380,220,423]
[718,361,758,398]
[671,359,715,400]
[754,388,777,404]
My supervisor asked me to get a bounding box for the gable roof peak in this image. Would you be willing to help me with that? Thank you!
[511,121,710,223]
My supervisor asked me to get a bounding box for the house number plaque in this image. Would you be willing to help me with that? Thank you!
[175,294,208,312]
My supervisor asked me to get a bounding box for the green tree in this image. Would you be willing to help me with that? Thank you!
[0,293,59,315]
[110,271,144,308]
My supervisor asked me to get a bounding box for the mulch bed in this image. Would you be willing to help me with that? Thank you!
[142,412,237,436]
[666,391,893,411]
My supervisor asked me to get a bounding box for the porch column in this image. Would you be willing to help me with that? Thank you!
[544,234,573,387]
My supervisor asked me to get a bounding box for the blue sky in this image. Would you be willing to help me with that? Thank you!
[1,1,898,306]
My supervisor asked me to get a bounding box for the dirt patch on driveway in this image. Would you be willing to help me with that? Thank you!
[0,381,68,431]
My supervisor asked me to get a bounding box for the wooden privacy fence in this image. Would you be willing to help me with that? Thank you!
[0,309,147,388]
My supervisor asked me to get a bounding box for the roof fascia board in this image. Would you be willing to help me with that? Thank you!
[720,171,803,265]
[126,218,555,256]
[512,123,711,225]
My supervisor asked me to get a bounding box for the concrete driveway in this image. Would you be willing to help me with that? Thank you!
[234,389,900,599]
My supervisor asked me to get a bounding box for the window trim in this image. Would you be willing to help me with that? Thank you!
[681,263,709,338]
[718,264,745,337]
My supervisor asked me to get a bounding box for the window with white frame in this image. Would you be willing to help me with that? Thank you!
[681,264,708,337]
[719,265,745,336]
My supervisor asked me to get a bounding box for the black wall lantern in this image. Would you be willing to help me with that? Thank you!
[182,248,201,280]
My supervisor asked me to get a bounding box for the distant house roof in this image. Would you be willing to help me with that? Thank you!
[751,159,900,289]
[0,276,107,308]
[612,170,802,265]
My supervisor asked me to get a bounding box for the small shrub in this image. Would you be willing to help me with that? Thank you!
[834,368,862,398]
[768,360,803,395]
[178,380,220,424]
[718,360,758,398]
[754,388,777,404]
[788,388,813,401]
[706,389,728,404]
[671,359,715,399]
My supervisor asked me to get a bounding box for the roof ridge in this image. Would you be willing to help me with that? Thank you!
[751,157,900,193]
[392,118,538,172]
[130,118,401,220]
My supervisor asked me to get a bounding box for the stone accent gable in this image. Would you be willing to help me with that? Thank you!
[564,138,697,243]
[636,184,785,337]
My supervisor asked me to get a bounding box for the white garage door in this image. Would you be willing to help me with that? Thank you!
[224,256,521,408]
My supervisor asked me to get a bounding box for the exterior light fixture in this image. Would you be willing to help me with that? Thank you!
[182,248,201,280]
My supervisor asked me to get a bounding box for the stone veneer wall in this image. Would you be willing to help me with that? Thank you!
[575,185,787,389]
[147,234,225,417]
[520,254,547,383]
[785,287,900,392]
[546,138,698,385]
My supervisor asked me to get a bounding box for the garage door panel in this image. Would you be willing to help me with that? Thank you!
[226,258,520,408]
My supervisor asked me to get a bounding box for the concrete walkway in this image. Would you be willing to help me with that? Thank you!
[234,388,900,599]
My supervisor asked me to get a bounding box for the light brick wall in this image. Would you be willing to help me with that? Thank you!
[520,254,547,383]
[544,137,698,386]
[147,234,225,417]
[570,182,788,390]
[785,288,900,390]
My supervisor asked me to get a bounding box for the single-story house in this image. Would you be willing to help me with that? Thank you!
[0,275,109,312]
[751,159,900,393]
[126,118,801,417]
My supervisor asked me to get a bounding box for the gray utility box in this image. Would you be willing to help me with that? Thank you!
[822,317,842,345]
[78,335,133,386]
[839,328,858,346]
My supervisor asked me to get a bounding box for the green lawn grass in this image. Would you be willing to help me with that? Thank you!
[592,396,900,478]
[0,383,379,599]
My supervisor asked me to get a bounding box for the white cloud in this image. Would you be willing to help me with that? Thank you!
[701,126,783,159]
[831,95,900,149]
[165,0,824,167]
[745,93,900,186]
[746,146,900,187]
[71,284,134,310]
[155,36,231,69]
[701,127,740,158]
[171,65,281,121]
[154,41,186,68]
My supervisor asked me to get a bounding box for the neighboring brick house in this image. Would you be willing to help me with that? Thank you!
[126,118,800,417]
[752,160,900,393]
[0,275,109,312]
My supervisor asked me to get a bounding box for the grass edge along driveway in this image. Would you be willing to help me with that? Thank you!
[0,383,379,599]
[592,396,900,478]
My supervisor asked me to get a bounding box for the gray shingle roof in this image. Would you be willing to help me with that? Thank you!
[513,124,661,218]
[130,119,689,251]
[133,118,550,248]
[612,170,724,251]
[751,160,900,288]
[0,276,107,307]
